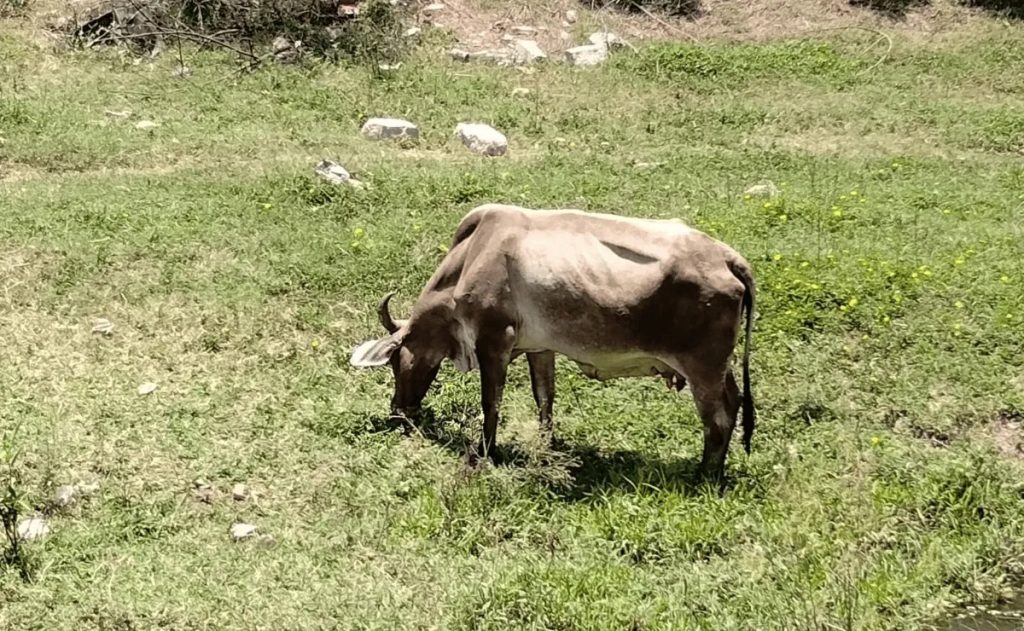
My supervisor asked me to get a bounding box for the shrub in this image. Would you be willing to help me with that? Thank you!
[849,0,930,17]
[0,0,30,18]
[72,0,410,65]
[584,0,702,17]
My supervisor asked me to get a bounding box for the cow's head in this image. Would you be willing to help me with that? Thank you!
[349,292,446,419]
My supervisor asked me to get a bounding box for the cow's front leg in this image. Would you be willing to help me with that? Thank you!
[476,326,515,464]
[527,351,556,438]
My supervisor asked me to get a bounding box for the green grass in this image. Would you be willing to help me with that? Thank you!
[2,19,1024,631]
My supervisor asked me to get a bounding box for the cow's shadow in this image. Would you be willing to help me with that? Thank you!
[366,411,745,499]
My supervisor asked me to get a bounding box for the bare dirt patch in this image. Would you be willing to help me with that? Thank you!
[411,0,998,52]
[989,411,1023,459]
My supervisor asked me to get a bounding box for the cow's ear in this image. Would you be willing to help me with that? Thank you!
[350,333,402,368]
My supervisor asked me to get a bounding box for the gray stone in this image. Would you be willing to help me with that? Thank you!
[403,27,421,38]
[137,382,157,395]
[511,26,537,37]
[231,483,249,501]
[745,181,781,198]
[565,9,578,23]
[134,120,158,130]
[272,36,300,64]
[455,123,508,157]
[450,47,514,66]
[423,3,445,13]
[361,118,419,141]
[315,160,361,187]
[52,485,78,509]
[511,87,531,97]
[588,31,628,51]
[470,50,514,66]
[272,36,292,53]
[565,44,608,67]
[514,40,546,65]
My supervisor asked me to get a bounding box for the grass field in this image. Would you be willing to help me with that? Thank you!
[2,6,1024,629]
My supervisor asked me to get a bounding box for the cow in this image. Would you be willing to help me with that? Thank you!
[350,204,756,478]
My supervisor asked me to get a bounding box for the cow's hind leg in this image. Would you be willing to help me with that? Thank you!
[682,363,741,480]
[527,351,556,441]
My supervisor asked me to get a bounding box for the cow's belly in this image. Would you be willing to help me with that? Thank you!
[573,353,674,381]
[513,313,673,381]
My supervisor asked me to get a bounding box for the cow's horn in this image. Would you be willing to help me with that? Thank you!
[378,291,399,333]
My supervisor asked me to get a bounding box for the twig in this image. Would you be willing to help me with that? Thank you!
[89,29,259,61]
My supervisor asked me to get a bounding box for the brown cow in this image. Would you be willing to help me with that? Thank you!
[350,204,756,478]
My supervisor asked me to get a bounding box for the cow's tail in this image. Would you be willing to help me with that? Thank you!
[728,257,756,454]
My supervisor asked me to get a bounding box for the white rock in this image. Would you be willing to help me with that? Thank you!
[361,117,419,141]
[449,47,471,62]
[230,522,257,541]
[17,515,49,541]
[52,485,78,508]
[565,9,578,23]
[104,109,132,119]
[745,181,781,198]
[565,44,608,67]
[137,382,157,395]
[514,40,546,65]
[455,123,508,157]
[511,26,537,36]
[589,31,627,51]
[91,318,114,335]
[134,120,158,130]
[272,36,292,53]
[315,160,351,184]
[378,62,402,71]
[315,160,363,188]
[273,37,299,64]
[403,27,421,38]
[231,483,249,501]
[423,3,444,12]
[511,87,531,97]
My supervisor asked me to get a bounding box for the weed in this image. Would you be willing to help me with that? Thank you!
[0,426,33,582]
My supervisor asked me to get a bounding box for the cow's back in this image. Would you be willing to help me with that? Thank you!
[449,205,742,365]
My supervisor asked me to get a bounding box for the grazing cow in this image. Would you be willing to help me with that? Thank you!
[350,204,756,478]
